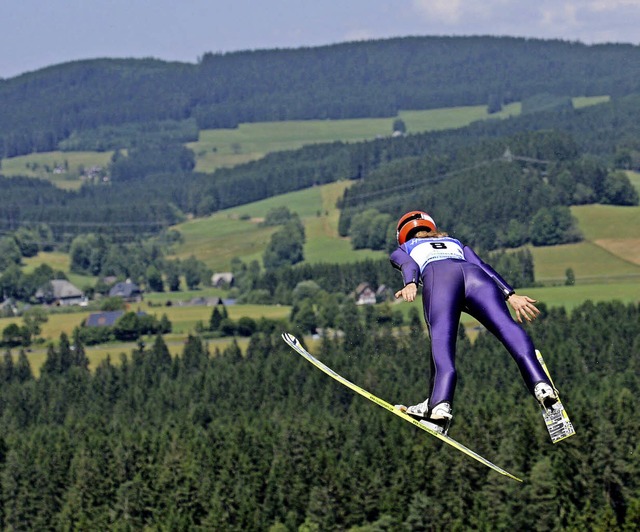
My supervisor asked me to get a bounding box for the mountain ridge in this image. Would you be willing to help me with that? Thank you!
[2,35,640,158]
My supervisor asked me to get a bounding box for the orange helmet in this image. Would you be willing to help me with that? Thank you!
[396,211,437,245]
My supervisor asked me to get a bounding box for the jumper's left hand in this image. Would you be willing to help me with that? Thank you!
[508,294,540,323]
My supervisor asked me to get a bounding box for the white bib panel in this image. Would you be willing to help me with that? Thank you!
[406,237,465,271]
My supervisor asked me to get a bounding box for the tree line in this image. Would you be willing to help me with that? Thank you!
[337,136,637,251]
[2,36,640,158]
[0,300,638,529]
[0,231,211,305]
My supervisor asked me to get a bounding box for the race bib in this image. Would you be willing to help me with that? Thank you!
[406,238,465,270]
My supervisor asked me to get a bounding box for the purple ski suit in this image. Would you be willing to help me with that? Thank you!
[390,236,551,408]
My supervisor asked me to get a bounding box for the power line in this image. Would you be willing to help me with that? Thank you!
[342,159,499,206]
[341,150,548,207]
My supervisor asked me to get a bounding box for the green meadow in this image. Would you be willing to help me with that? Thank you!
[168,181,385,270]
[2,303,290,376]
[1,96,606,183]
[185,97,604,173]
[1,150,114,190]
[529,203,640,284]
[572,95,610,108]
[4,104,515,183]
[187,103,524,172]
[626,170,640,191]
[169,182,640,282]
[12,302,290,343]
[22,252,96,289]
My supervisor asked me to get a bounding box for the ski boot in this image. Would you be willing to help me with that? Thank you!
[395,399,453,435]
[534,382,558,409]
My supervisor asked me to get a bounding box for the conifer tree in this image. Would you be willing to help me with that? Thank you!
[14,349,33,382]
[209,306,223,331]
[41,343,60,376]
[151,334,172,369]
[0,349,14,383]
[71,329,89,370]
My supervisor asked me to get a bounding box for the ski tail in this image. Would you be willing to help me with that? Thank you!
[535,350,576,444]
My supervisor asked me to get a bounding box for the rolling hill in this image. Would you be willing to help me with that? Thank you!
[1,35,639,159]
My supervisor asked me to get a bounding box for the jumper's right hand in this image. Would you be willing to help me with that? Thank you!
[395,283,417,302]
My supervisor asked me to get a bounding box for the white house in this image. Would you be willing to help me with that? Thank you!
[211,272,234,288]
[354,282,377,305]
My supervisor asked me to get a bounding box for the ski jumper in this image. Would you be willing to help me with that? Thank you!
[390,236,551,408]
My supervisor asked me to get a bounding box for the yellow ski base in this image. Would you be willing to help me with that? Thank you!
[536,350,576,443]
[282,333,522,482]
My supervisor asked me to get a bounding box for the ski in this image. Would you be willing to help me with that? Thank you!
[535,350,576,443]
[282,332,522,482]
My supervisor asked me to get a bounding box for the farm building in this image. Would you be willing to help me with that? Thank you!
[211,272,234,288]
[354,283,377,305]
[109,281,143,302]
[35,280,85,306]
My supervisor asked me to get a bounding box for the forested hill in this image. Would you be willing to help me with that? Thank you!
[0,301,638,529]
[1,93,637,245]
[2,35,640,157]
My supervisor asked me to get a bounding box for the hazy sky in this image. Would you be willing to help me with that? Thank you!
[2,0,639,79]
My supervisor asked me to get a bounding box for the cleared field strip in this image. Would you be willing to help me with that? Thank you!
[2,96,608,184]
[2,150,114,190]
[169,181,385,271]
[1,303,290,375]
[531,241,640,283]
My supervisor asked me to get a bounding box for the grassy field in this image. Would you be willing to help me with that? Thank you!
[530,239,640,283]
[186,104,523,172]
[1,302,290,376]
[22,252,96,289]
[169,182,640,283]
[572,95,610,108]
[1,96,606,184]
[168,181,385,270]
[626,170,640,191]
[398,278,640,328]
[525,177,640,283]
[8,302,291,343]
[1,150,113,190]
[2,105,518,182]
[185,97,604,173]
[16,335,255,379]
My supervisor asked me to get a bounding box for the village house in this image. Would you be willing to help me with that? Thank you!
[211,272,234,288]
[354,282,377,305]
[35,279,85,306]
[108,281,143,302]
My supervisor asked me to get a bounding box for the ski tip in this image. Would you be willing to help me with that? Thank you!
[282,332,298,345]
